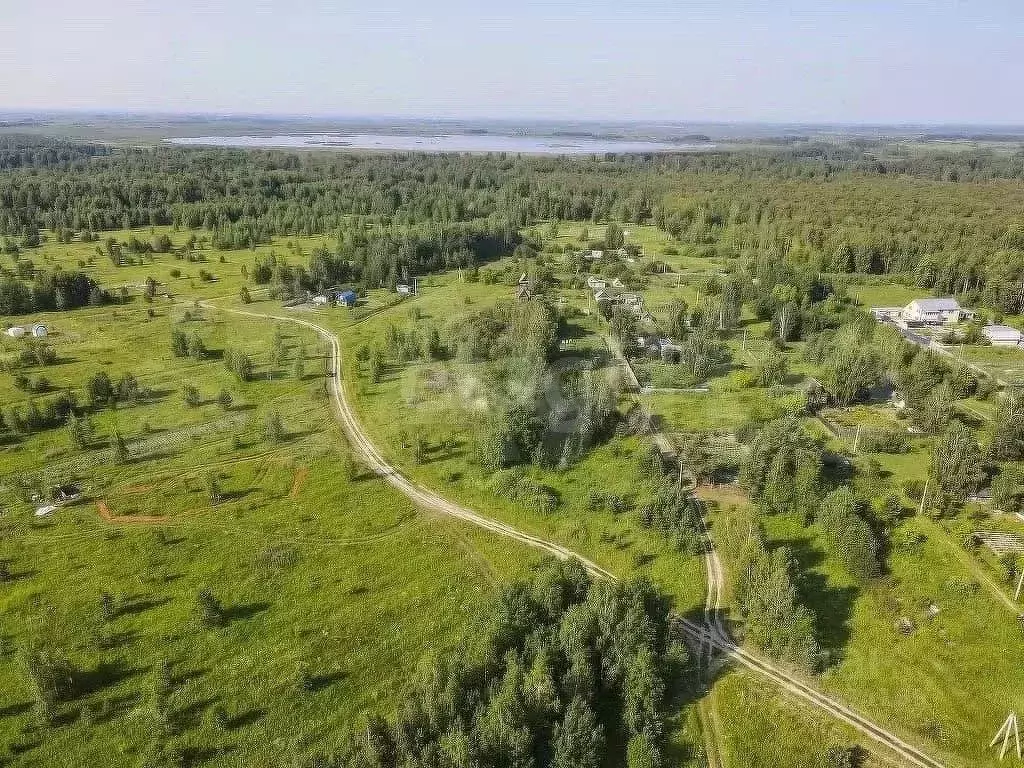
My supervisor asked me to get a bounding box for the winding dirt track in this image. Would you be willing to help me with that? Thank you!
[209,302,948,768]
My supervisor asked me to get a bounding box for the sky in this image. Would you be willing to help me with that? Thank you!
[2,0,1022,125]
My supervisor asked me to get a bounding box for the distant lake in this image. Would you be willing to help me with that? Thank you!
[167,132,712,154]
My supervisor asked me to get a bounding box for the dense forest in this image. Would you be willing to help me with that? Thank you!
[333,559,688,768]
[2,135,1024,309]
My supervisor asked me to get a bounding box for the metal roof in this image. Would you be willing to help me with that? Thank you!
[908,297,960,311]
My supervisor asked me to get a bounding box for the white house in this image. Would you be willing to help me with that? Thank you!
[902,298,963,325]
[397,284,413,296]
[982,325,1023,346]
[31,324,47,338]
[586,276,607,290]
[311,294,330,306]
[582,249,604,261]
[5,326,26,338]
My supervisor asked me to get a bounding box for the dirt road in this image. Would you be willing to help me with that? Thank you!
[207,301,947,768]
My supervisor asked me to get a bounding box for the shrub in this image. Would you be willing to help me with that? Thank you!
[196,589,225,627]
[487,468,558,512]
[858,427,910,453]
[264,411,284,444]
[182,385,200,407]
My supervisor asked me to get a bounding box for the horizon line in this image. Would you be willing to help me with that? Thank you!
[3,108,1024,131]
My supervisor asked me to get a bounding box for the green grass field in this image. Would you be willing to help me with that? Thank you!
[847,283,927,308]
[11,224,1024,768]
[704,493,1024,768]
[0,297,542,767]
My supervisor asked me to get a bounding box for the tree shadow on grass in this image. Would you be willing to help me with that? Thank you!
[418,449,467,465]
[174,696,219,730]
[73,660,145,699]
[184,744,237,766]
[7,736,42,756]
[782,538,858,668]
[307,671,345,693]
[0,701,33,719]
[3,567,38,583]
[225,602,271,622]
[226,707,266,730]
[117,595,171,618]
[219,487,257,503]
[101,629,140,650]
[90,692,142,724]
[172,666,209,687]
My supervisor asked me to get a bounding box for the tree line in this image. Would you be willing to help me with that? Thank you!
[334,558,688,768]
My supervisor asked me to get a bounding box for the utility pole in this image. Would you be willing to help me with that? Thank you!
[853,425,861,453]
[917,476,930,517]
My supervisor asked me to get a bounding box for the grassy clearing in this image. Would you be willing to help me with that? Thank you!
[0,303,540,767]
[847,283,926,308]
[706,494,1024,768]
[710,669,893,768]
[16,222,1024,767]
[302,275,709,614]
[18,226,336,305]
[953,344,1024,383]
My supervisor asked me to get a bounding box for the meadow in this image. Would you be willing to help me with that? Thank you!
[0,288,541,767]
[9,219,1024,768]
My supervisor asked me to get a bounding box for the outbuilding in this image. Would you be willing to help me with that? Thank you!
[870,307,903,322]
[337,289,357,307]
[982,325,1023,346]
[5,326,26,338]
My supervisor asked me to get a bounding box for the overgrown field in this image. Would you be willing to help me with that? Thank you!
[0,301,541,767]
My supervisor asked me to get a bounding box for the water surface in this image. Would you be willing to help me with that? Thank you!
[168,132,711,154]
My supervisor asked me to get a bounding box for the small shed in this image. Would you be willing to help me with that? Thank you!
[31,324,47,338]
[5,326,26,338]
[982,325,1022,347]
[397,284,413,296]
[338,290,357,307]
